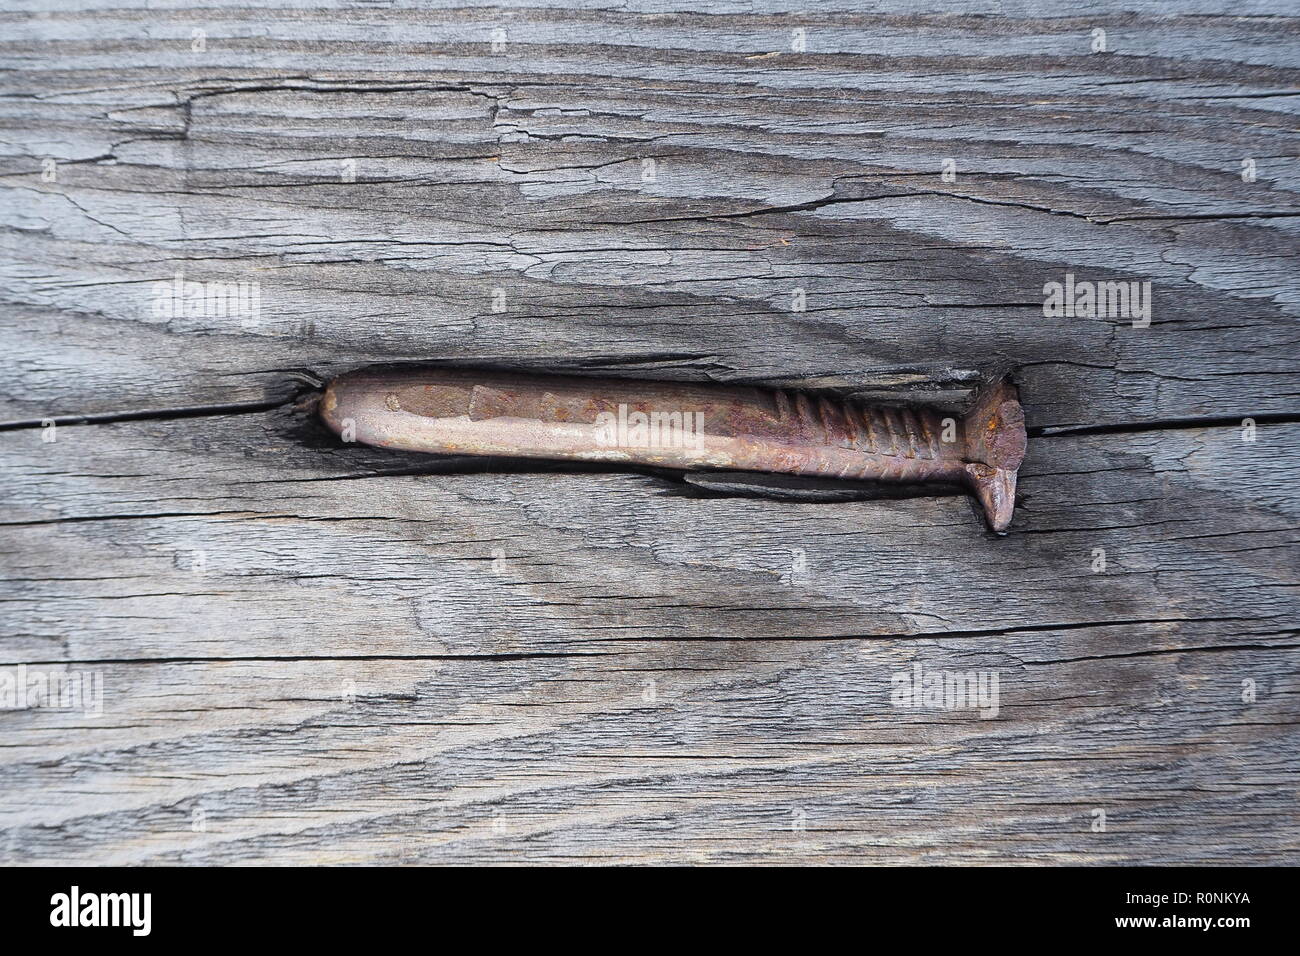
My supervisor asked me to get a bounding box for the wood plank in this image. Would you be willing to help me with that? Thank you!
[1,409,1296,863]
[2,635,1295,865]
[2,6,1297,426]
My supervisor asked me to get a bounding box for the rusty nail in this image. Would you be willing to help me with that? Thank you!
[320,367,1027,532]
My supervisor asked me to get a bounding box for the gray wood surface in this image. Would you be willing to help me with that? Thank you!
[2,0,1297,864]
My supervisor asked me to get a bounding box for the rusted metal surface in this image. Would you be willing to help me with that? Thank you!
[321,367,1027,532]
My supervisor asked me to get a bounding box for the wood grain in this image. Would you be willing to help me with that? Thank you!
[1,1,1297,864]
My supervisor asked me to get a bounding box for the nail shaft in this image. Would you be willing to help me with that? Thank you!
[321,367,1026,532]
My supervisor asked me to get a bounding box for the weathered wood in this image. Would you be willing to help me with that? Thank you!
[3,4,1299,427]
[1,1,1298,864]
[2,405,1296,863]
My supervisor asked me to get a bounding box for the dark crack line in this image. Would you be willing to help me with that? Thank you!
[0,386,314,432]
[1,652,614,667]
[1033,411,1300,437]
